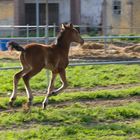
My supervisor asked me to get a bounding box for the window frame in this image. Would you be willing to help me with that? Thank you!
[112,0,121,15]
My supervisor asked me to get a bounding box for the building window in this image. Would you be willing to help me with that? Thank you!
[113,0,121,15]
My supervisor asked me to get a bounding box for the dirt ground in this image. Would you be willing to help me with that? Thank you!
[0,41,140,61]
[69,41,140,61]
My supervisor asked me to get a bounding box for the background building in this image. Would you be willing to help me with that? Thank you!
[0,0,140,35]
[0,0,103,26]
[105,0,140,34]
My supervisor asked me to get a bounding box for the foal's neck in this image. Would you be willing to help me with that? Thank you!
[55,36,71,56]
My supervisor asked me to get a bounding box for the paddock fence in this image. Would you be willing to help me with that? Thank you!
[0,24,140,71]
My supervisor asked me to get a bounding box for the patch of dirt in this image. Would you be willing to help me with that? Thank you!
[0,88,140,131]
[0,42,140,61]
[0,51,20,59]
[124,44,140,53]
[81,42,105,49]
[83,96,140,107]
[42,97,140,110]
[1,83,140,98]
[0,115,138,132]
[64,83,140,93]
[1,93,140,114]
[69,42,140,60]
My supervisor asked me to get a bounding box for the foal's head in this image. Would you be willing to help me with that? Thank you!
[60,23,84,45]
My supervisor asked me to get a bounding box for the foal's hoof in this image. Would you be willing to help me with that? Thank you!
[42,99,48,109]
[27,102,32,109]
[9,101,14,108]
[42,101,48,110]
[42,103,47,110]
[8,98,16,108]
[22,102,31,111]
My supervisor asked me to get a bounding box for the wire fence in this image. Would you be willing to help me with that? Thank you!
[0,24,140,70]
[0,24,140,50]
[1,60,140,71]
[0,24,140,87]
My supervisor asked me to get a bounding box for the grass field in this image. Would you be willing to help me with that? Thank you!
[0,60,140,140]
[0,60,140,94]
[0,88,140,140]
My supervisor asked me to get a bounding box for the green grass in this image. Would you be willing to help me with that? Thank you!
[1,121,140,140]
[0,60,140,94]
[1,101,140,126]
[0,60,140,139]
[0,98,140,139]
[0,86,140,109]
[0,87,140,139]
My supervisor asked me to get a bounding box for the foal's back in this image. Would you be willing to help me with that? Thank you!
[20,43,58,70]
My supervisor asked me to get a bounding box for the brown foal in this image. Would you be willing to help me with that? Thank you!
[7,23,84,109]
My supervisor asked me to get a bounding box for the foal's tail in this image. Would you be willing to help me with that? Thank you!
[7,41,25,52]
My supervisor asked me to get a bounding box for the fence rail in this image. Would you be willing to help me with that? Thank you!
[0,60,140,71]
[0,25,140,71]
[0,25,140,43]
[0,24,140,42]
[1,35,140,40]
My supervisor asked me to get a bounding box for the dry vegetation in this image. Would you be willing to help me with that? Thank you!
[0,41,140,61]
[70,42,140,60]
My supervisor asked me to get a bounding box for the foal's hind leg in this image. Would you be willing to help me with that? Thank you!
[22,74,32,108]
[22,68,43,107]
[9,69,29,107]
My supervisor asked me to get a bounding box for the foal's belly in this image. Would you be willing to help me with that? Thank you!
[44,63,55,70]
[44,58,60,70]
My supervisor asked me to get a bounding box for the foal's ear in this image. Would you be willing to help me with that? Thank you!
[69,23,73,29]
[61,24,67,30]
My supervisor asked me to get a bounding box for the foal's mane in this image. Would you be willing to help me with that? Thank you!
[55,30,66,47]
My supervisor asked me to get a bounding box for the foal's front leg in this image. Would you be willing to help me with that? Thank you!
[42,70,67,109]
[42,72,57,109]
[51,69,68,96]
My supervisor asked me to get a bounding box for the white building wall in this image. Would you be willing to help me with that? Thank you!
[57,0,70,23]
[47,0,70,24]
[81,0,103,26]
